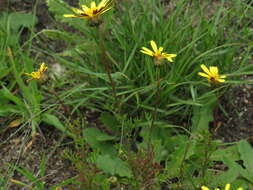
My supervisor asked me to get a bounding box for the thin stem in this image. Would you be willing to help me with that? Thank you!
[148,66,161,151]
[97,24,118,107]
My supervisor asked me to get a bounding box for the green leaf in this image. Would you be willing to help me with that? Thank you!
[9,12,38,31]
[100,112,119,133]
[211,145,240,162]
[83,128,117,155]
[42,113,75,138]
[96,154,132,178]
[191,93,216,133]
[42,29,75,42]
[0,86,25,108]
[214,156,241,185]
[238,140,253,173]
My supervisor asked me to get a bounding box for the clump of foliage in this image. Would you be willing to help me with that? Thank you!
[1,0,253,189]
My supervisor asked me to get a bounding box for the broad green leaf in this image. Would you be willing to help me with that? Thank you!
[9,12,38,31]
[0,105,22,116]
[100,112,119,133]
[96,154,132,178]
[83,128,117,155]
[191,93,216,133]
[211,145,240,161]
[238,140,253,173]
[214,156,241,185]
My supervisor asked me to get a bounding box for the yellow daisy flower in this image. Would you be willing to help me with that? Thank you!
[63,0,112,19]
[24,63,48,82]
[198,64,226,84]
[140,40,177,65]
[201,183,243,190]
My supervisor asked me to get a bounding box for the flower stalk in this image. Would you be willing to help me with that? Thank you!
[148,66,161,151]
[97,24,118,107]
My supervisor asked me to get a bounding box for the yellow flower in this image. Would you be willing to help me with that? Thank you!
[198,64,226,83]
[201,184,243,190]
[63,0,112,19]
[24,63,48,82]
[140,40,177,64]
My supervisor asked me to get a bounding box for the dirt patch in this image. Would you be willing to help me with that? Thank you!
[0,127,76,189]
[215,81,253,144]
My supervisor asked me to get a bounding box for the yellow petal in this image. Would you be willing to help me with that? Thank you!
[200,64,211,76]
[237,188,243,190]
[210,66,218,75]
[150,40,158,53]
[163,53,177,58]
[165,56,173,62]
[99,7,112,15]
[72,7,83,14]
[39,63,48,73]
[201,186,210,190]
[225,184,231,190]
[81,5,89,11]
[141,47,154,56]
[90,1,97,8]
[215,188,220,190]
[140,50,153,56]
[217,78,225,83]
[198,72,211,79]
[98,0,108,8]
[24,73,32,76]
[158,47,164,52]
[220,75,226,78]
[63,14,77,18]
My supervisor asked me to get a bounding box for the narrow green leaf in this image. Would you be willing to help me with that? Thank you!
[42,113,75,138]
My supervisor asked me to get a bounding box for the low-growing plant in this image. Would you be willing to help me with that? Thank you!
[2,0,253,189]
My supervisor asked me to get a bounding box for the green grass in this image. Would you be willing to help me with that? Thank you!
[1,0,253,189]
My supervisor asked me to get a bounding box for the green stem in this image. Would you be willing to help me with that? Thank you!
[148,66,161,151]
[97,24,118,108]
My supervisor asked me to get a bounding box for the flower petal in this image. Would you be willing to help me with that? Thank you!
[99,7,112,15]
[225,184,231,190]
[150,40,158,53]
[141,47,154,56]
[220,75,226,78]
[63,14,77,18]
[165,56,173,62]
[98,0,108,8]
[198,72,211,79]
[81,5,89,11]
[210,66,218,76]
[217,78,225,83]
[90,1,96,8]
[72,7,84,14]
[158,47,164,52]
[200,64,211,75]
[201,186,210,190]
[140,50,153,56]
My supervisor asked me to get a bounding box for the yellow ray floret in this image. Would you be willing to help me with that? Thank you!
[63,0,112,19]
[201,184,243,190]
[140,40,177,64]
[24,63,48,82]
[198,64,226,84]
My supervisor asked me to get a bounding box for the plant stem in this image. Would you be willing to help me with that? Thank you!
[97,24,118,108]
[148,66,161,151]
